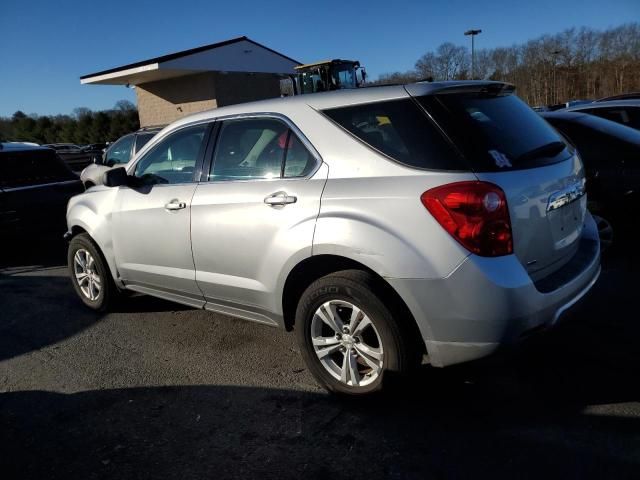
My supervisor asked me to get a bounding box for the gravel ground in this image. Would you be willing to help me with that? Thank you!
[1,239,639,479]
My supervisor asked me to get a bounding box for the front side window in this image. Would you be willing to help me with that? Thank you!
[209,118,315,181]
[105,135,134,165]
[134,125,206,184]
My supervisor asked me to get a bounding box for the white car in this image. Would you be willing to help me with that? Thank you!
[66,81,600,395]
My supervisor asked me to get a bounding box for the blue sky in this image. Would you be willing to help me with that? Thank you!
[1,0,637,116]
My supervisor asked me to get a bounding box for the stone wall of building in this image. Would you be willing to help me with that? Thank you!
[213,72,282,107]
[135,72,217,127]
[134,71,283,127]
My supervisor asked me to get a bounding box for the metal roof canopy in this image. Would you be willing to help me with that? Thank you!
[80,36,301,86]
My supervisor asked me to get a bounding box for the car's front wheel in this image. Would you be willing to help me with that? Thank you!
[295,270,420,395]
[68,233,118,311]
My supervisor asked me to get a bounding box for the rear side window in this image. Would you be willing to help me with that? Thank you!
[0,149,75,188]
[418,93,568,171]
[209,118,317,181]
[322,99,465,170]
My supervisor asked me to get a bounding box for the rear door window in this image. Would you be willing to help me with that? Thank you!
[418,92,569,171]
[322,99,465,170]
[0,149,75,188]
[208,118,318,181]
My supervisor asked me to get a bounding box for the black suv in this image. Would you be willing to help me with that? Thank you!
[0,143,83,240]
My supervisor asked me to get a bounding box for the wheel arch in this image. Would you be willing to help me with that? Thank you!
[281,254,426,355]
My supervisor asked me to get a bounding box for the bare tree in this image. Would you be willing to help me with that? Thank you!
[375,23,640,106]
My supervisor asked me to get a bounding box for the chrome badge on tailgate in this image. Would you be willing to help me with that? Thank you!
[547,178,586,212]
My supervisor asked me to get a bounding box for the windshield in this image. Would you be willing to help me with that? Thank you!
[418,92,570,171]
[331,64,357,89]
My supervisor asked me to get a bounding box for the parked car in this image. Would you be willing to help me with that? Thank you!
[43,143,93,170]
[1,143,83,240]
[541,110,640,248]
[563,100,640,131]
[66,81,600,395]
[80,127,162,189]
[593,92,640,102]
[80,143,108,164]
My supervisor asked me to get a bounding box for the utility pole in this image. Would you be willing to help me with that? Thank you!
[551,49,561,104]
[464,29,482,79]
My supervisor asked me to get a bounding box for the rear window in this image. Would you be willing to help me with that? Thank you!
[418,93,569,171]
[322,99,465,170]
[0,149,76,188]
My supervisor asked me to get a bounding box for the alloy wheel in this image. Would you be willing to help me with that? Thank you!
[73,249,102,301]
[310,300,384,387]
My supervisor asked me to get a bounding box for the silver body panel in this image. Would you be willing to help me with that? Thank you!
[67,82,600,368]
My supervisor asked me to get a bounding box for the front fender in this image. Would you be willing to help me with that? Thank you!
[66,189,121,285]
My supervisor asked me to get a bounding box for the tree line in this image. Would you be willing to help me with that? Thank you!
[374,23,640,106]
[0,100,139,145]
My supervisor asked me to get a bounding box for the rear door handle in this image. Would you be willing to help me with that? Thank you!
[264,191,297,206]
[165,199,187,211]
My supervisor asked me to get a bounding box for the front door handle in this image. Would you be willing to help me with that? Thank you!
[165,199,187,211]
[264,191,297,206]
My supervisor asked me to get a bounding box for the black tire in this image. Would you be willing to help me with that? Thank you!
[294,269,420,395]
[68,233,118,312]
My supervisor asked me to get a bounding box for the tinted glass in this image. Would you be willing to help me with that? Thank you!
[418,93,568,171]
[210,118,288,180]
[0,149,76,188]
[545,115,640,169]
[587,107,640,130]
[577,114,640,146]
[323,99,464,170]
[134,125,206,184]
[106,135,134,164]
[283,132,316,177]
[135,132,156,153]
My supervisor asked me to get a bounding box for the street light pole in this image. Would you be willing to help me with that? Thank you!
[551,49,561,105]
[464,29,482,79]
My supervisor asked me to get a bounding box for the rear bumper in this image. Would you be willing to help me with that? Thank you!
[387,212,601,367]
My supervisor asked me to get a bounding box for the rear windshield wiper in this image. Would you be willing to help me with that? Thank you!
[516,141,565,163]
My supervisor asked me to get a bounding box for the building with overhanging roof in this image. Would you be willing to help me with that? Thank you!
[81,36,300,127]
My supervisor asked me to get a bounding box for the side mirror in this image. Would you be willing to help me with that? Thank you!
[103,167,129,187]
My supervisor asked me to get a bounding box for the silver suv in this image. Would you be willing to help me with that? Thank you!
[66,81,600,395]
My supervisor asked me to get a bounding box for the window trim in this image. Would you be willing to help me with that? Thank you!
[127,122,213,185]
[199,112,322,184]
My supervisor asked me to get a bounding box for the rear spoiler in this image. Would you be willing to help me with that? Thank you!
[405,81,515,98]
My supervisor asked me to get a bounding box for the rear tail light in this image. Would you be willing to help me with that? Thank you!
[421,181,513,257]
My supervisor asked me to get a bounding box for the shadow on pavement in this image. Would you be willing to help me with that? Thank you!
[0,230,638,479]
[0,376,638,480]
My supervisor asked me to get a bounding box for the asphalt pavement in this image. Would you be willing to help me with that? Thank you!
[1,238,639,479]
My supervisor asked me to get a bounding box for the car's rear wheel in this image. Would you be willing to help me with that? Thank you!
[295,270,420,395]
[68,233,118,311]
